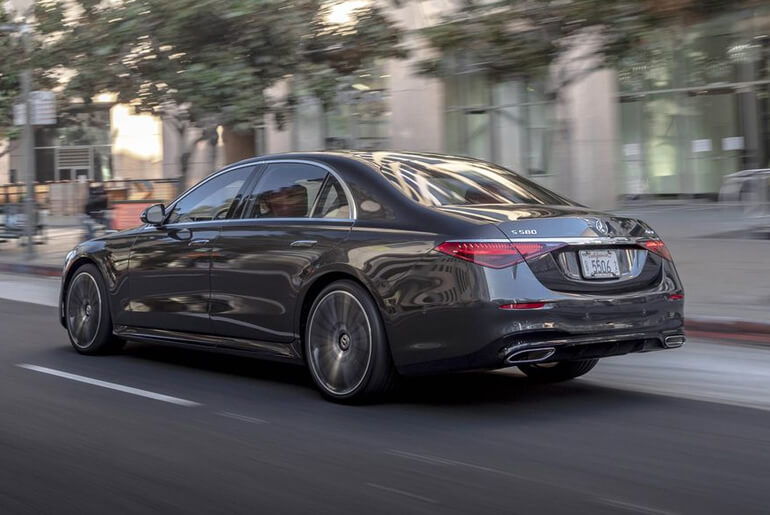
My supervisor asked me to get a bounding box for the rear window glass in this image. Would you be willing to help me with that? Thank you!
[377,156,572,207]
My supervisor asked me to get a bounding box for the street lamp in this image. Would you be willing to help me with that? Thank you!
[3,0,35,258]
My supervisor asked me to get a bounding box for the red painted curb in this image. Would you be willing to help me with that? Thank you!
[0,262,61,278]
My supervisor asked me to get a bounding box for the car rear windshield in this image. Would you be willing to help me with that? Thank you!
[376,155,573,207]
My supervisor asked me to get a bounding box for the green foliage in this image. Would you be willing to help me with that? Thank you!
[0,8,21,147]
[33,0,407,134]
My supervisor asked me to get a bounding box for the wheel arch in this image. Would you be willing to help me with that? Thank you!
[59,256,100,326]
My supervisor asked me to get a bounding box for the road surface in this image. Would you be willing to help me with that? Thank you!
[0,276,768,514]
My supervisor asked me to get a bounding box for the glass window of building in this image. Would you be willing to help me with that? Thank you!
[293,63,390,151]
[617,6,770,196]
[444,60,557,180]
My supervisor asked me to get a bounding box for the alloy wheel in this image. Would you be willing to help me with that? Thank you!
[307,290,373,396]
[66,272,102,349]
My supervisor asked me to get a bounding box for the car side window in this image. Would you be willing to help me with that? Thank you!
[245,163,327,218]
[312,175,351,219]
[165,166,253,224]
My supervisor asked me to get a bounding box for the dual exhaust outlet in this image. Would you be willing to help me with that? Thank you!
[504,334,686,365]
[504,347,556,365]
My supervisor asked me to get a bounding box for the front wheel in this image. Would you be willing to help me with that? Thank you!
[518,359,598,383]
[304,280,396,403]
[65,264,124,354]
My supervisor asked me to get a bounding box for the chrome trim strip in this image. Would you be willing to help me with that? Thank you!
[219,217,354,224]
[446,237,649,245]
[503,332,662,356]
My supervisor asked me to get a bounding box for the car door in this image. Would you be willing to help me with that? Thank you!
[211,160,354,344]
[128,164,255,334]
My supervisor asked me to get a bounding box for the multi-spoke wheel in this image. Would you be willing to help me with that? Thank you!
[518,359,598,383]
[305,280,396,402]
[65,264,123,354]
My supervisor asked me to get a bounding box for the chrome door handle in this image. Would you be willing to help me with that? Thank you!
[290,240,317,248]
[188,239,210,247]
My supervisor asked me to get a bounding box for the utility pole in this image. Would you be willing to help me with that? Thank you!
[20,25,35,258]
[4,0,36,257]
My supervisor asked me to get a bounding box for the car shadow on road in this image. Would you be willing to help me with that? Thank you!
[112,341,666,414]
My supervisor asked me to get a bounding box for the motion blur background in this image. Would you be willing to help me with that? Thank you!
[3,0,770,211]
[1,1,770,514]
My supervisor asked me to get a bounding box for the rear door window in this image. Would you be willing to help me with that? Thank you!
[312,175,351,219]
[243,163,327,218]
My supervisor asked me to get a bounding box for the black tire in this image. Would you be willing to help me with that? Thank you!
[304,280,396,403]
[65,264,124,355]
[518,359,598,383]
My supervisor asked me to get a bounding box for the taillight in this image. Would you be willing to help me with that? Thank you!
[641,240,673,261]
[434,241,565,269]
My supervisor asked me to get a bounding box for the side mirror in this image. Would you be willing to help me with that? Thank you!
[140,204,165,226]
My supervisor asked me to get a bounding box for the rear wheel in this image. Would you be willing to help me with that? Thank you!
[65,264,124,354]
[518,359,598,383]
[305,280,396,403]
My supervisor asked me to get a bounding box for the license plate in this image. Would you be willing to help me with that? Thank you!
[579,250,620,279]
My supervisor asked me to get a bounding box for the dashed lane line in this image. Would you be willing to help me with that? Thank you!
[17,364,202,407]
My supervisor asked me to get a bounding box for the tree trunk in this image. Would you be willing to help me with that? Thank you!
[320,105,329,149]
[177,125,191,196]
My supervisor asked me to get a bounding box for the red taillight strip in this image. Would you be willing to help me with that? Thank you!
[641,240,673,261]
[500,302,548,310]
[435,240,566,269]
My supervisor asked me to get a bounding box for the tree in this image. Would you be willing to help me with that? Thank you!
[0,8,21,160]
[419,0,763,95]
[34,0,406,192]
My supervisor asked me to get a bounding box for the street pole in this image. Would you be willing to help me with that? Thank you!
[21,26,35,258]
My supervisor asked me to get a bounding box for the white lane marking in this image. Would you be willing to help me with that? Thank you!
[218,411,267,425]
[386,449,527,479]
[17,364,201,407]
[366,483,439,504]
[598,498,679,515]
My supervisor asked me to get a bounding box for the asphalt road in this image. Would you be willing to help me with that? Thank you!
[1,292,769,514]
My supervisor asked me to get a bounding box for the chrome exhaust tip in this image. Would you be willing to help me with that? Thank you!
[505,347,556,365]
[663,335,686,348]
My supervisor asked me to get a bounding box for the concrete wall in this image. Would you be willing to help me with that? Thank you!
[386,1,444,152]
[110,104,163,180]
[554,33,619,210]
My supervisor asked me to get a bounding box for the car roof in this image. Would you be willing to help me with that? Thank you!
[228,150,488,170]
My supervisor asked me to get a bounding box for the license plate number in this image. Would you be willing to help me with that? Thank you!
[579,250,620,279]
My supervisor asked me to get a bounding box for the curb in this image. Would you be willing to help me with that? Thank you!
[685,316,770,345]
[0,262,61,278]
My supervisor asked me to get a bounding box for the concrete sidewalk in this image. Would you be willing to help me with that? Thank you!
[1,203,768,341]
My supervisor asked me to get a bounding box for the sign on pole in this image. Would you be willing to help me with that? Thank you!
[13,91,57,125]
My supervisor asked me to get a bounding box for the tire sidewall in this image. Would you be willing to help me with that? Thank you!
[304,280,389,401]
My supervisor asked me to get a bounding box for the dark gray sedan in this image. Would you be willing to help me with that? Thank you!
[60,151,685,402]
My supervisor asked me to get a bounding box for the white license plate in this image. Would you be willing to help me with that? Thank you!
[579,250,620,279]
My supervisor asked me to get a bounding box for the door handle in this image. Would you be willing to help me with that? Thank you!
[188,239,210,247]
[290,240,318,248]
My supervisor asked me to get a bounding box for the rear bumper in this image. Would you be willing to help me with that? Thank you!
[382,251,685,376]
